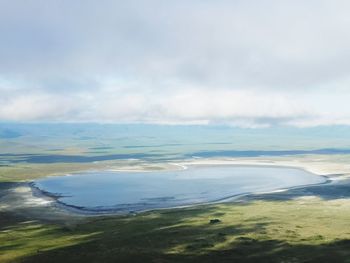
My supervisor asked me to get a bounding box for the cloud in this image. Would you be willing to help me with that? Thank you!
[1,0,350,127]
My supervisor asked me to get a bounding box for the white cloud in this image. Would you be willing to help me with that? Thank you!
[1,0,350,127]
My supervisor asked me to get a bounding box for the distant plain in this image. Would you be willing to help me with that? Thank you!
[1,124,350,263]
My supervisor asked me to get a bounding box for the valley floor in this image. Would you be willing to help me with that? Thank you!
[1,155,350,262]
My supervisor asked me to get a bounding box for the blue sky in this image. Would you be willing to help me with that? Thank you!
[1,0,350,127]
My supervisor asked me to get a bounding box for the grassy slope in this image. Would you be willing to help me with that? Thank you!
[1,198,350,263]
[1,144,350,262]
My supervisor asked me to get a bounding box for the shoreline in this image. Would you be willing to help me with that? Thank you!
[25,161,335,217]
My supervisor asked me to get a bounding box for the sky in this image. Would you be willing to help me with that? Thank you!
[1,0,350,127]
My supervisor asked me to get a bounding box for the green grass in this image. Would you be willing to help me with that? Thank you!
[0,163,108,182]
[1,198,350,263]
[0,160,159,182]
[0,215,98,263]
[2,151,350,262]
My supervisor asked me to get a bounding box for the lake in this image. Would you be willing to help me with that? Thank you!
[33,165,325,213]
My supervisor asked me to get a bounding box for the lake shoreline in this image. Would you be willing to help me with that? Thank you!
[26,161,333,217]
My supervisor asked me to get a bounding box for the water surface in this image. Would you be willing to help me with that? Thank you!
[34,165,325,213]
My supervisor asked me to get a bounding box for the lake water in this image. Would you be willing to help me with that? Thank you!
[34,165,325,213]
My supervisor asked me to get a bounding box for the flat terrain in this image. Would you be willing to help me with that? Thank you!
[1,154,350,262]
[1,190,350,263]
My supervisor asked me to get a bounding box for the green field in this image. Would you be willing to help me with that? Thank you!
[1,153,350,262]
[1,124,350,262]
[1,196,350,263]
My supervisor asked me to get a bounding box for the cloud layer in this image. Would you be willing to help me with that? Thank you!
[1,0,350,127]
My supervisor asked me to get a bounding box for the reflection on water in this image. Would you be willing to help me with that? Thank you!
[34,165,325,212]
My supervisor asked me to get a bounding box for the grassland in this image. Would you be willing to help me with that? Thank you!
[1,196,350,263]
[1,145,350,262]
[0,160,175,182]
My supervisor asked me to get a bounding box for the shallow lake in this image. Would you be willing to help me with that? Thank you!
[34,165,325,213]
